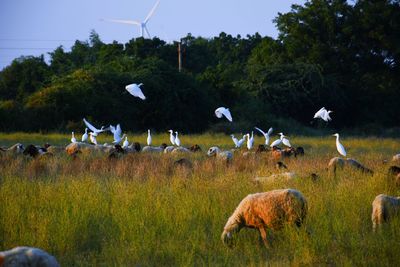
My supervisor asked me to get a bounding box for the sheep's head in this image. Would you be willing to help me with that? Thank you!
[189,144,202,152]
[221,230,235,248]
[207,147,220,157]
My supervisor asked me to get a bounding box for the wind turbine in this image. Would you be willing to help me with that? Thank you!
[102,0,160,38]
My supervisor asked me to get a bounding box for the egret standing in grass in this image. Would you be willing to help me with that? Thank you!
[89,132,98,145]
[125,83,146,100]
[270,135,282,148]
[333,133,346,157]
[175,131,181,146]
[254,127,273,145]
[122,136,129,149]
[81,128,88,142]
[231,134,239,148]
[168,130,175,145]
[147,129,152,146]
[71,132,77,143]
[215,107,233,122]
[279,133,292,148]
[238,135,246,148]
[246,132,254,150]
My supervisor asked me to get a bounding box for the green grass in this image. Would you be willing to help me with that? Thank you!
[0,133,400,266]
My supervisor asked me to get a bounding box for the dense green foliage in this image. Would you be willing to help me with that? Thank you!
[1,0,399,133]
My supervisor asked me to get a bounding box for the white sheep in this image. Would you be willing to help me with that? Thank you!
[0,246,60,267]
[0,143,25,155]
[163,146,175,153]
[207,146,233,162]
[221,189,308,247]
[371,194,400,231]
[254,172,297,183]
[142,145,164,153]
[392,154,400,163]
[171,147,191,154]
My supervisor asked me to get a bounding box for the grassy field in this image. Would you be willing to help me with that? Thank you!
[0,132,400,266]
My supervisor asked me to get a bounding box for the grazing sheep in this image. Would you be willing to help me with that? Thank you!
[328,157,345,175]
[171,147,191,154]
[221,189,307,247]
[108,145,125,159]
[346,158,374,175]
[256,144,269,153]
[295,147,305,157]
[128,142,141,152]
[275,161,288,170]
[1,143,24,155]
[207,146,233,162]
[173,158,193,169]
[0,246,60,267]
[45,145,64,154]
[142,146,164,153]
[23,145,53,158]
[388,165,400,176]
[371,194,400,231]
[189,144,202,152]
[163,146,175,153]
[65,142,95,156]
[392,154,400,163]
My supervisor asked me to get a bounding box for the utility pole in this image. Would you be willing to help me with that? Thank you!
[178,41,182,72]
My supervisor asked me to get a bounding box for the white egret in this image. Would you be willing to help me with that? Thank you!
[83,118,108,136]
[246,132,254,150]
[322,110,333,122]
[215,107,233,122]
[147,129,152,146]
[237,135,246,148]
[81,128,88,142]
[231,134,239,148]
[113,133,127,145]
[333,133,346,157]
[122,136,129,149]
[313,107,326,119]
[270,136,282,147]
[175,131,181,146]
[71,132,77,143]
[89,132,98,145]
[110,124,123,143]
[279,133,292,148]
[254,127,273,145]
[168,130,175,145]
[125,83,146,100]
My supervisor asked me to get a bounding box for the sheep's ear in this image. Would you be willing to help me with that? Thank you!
[0,254,4,266]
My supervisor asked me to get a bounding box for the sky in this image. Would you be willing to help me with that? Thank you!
[0,0,305,70]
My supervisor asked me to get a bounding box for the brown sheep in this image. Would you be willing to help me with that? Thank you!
[173,158,193,169]
[221,189,308,247]
[256,144,269,153]
[328,157,373,176]
[0,246,60,267]
[1,143,24,155]
[189,144,202,152]
[371,194,400,231]
[392,154,400,164]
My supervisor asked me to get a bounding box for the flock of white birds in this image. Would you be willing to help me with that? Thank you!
[70,82,346,156]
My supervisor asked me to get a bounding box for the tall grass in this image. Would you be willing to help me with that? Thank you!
[0,133,399,266]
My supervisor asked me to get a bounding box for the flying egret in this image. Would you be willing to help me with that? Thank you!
[147,129,152,146]
[110,124,123,143]
[333,133,346,157]
[279,133,292,148]
[231,134,239,148]
[215,107,233,122]
[322,110,333,122]
[71,132,77,143]
[125,83,146,100]
[83,118,108,136]
[313,107,333,122]
[113,133,127,144]
[81,128,88,142]
[254,127,273,145]
[89,132,98,145]
[168,130,175,145]
[122,136,129,149]
[246,132,254,150]
[237,135,246,148]
[175,131,181,146]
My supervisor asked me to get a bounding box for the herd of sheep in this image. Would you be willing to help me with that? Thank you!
[1,139,400,266]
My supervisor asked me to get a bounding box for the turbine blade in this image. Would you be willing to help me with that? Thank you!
[144,0,160,23]
[144,26,151,38]
[102,18,141,26]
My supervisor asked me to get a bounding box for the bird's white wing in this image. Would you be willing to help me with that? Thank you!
[254,127,266,136]
[270,138,282,147]
[116,124,122,136]
[267,127,273,136]
[83,118,99,132]
[102,18,141,25]
[313,107,326,118]
[222,108,233,122]
[144,0,160,24]
[109,125,116,134]
[283,138,291,147]
[133,86,146,100]
[214,108,224,118]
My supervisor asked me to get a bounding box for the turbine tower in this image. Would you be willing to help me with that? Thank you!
[102,0,160,38]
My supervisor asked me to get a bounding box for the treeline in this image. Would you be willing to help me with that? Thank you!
[0,0,399,134]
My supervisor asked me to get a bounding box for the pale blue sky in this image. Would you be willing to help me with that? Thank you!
[0,0,305,69]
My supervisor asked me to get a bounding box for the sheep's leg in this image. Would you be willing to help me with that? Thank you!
[259,227,270,248]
